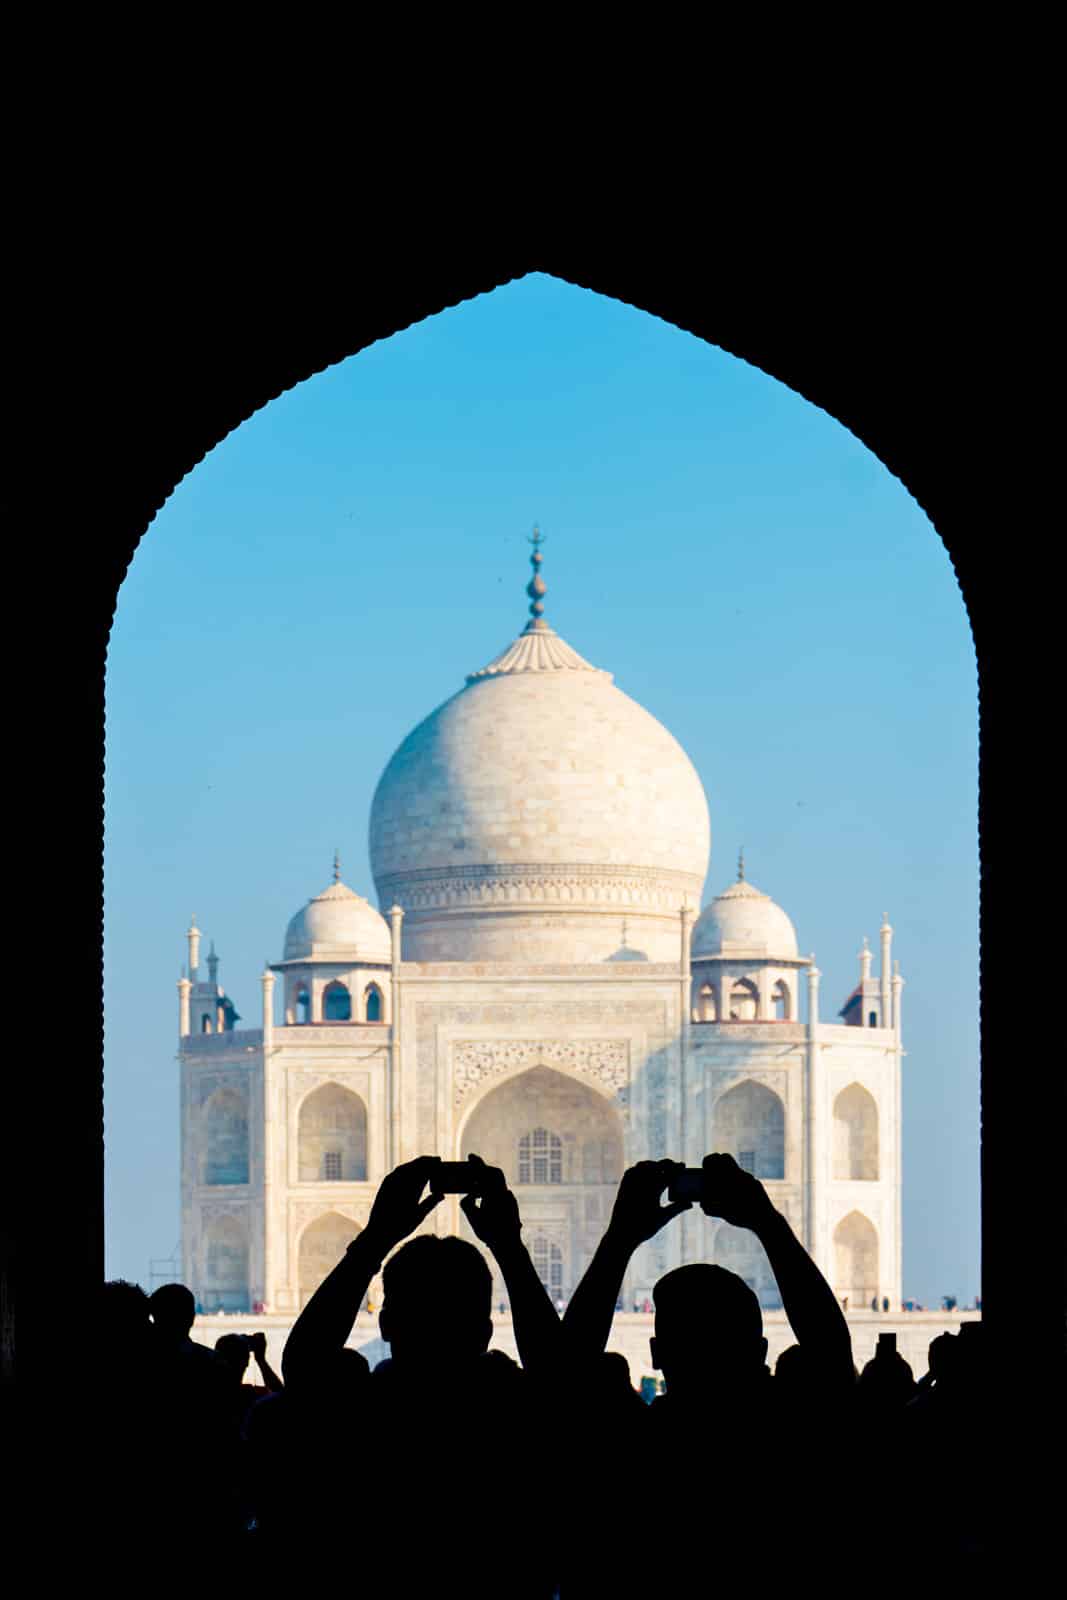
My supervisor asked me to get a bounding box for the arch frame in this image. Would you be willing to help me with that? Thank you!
[292,1077,371,1187]
[452,1046,631,1153]
[20,224,1053,1442]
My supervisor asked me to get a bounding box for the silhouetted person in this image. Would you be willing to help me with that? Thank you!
[274,1154,561,1594]
[560,1153,857,1587]
[856,1332,916,1419]
[84,1281,157,1538]
[149,1281,243,1540]
[243,1344,370,1538]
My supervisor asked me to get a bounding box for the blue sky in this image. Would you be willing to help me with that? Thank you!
[104,272,979,1304]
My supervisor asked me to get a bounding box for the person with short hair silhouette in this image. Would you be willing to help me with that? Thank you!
[275,1154,561,1594]
[560,1153,856,1587]
[148,1281,244,1540]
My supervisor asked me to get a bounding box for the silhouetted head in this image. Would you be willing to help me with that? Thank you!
[650,1265,767,1396]
[289,1345,371,1406]
[99,1280,152,1356]
[379,1236,492,1370]
[601,1352,637,1397]
[150,1283,197,1340]
[927,1331,958,1383]
[214,1333,251,1380]
[774,1343,808,1392]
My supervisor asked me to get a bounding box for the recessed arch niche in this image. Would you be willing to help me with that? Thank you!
[298,1083,368,1182]
[460,1065,624,1299]
[298,1212,360,1308]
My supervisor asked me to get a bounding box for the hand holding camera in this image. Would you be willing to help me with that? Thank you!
[455,1155,523,1256]
[673,1152,776,1232]
[605,1160,692,1252]
[364,1155,445,1255]
[248,1330,268,1362]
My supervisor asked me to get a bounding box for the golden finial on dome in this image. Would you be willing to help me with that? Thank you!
[526,525,547,623]
[333,849,341,884]
[738,847,745,883]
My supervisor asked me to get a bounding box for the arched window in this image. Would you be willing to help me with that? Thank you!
[365,984,383,1023]
[297,988,310,1025]
[298,1083,368,1182]
[298,1214,359,1308]
[772,979,791,1021]
[728,978,759,1021]
[530,1236,564,1299]
[833,1212,879,1305]
[200,1013,213,1033]
[202,1089,249,1185]
[833,1083,879,1180]
[868,1011,878,1028]
[713,1080,785,1180]
[202,1215,249,1312]
[323,981,352,1022]
[518,1127,562,1184]
[696,983,716,1023]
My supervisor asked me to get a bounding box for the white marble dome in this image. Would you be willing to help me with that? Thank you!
[284,879,391,962]
[369,617,710,962]
[691,876,799,959]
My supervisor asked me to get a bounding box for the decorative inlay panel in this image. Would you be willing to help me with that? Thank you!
[289,1201,367,1231]
[194,1070,248,1107]
[452,1039,630,1106]
[379,861,702,913]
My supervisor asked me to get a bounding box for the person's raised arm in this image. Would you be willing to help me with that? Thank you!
[562,1161,690,1361]
[701,1153,852,1380]
[458,1155,561,1371]
[282,1156,443,1384]
[248,1332,283,1394]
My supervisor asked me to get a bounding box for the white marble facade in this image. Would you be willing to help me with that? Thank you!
[178,578,905,1325]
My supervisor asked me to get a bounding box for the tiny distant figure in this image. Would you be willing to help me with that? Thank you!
[555,1296,565,1314]
[871,1296,879,1311]
[842,1296,849,1311]
[882,1296,890,1313]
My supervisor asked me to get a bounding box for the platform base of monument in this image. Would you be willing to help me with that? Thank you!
[193,1307,980,1387]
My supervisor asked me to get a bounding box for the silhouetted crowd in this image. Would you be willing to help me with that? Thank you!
[95,1153,988,1587]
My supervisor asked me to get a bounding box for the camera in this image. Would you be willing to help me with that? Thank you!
[666,1168,706,1204]
[429,1159,486,1195]
[876,1332,897,1355]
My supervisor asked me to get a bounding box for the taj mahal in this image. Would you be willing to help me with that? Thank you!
[177,539,906,1345]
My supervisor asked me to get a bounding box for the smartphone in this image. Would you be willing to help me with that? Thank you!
[877,1332,897,1355]
[667,1168,704,1203]
[430,1160,484,1194]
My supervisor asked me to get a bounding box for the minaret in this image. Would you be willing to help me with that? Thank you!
[880,913,893,1030]
[891,958,904,1038]
[389,904,404,1169]
[859,936,872,984]
[187,917,201,981]
[261,966,275,1049]
[804,957,821,1252]
[177,971,192,1037]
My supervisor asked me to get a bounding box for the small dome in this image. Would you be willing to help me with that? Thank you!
[284,880,391,962]
[691,877,799,959]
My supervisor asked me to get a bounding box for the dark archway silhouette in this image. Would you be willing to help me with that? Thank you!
[11,216,1054,1506]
